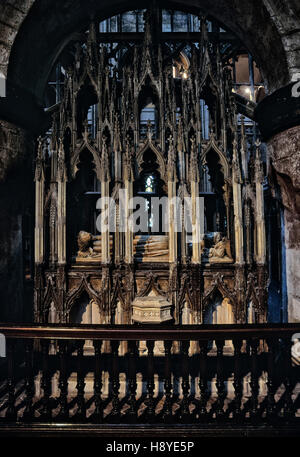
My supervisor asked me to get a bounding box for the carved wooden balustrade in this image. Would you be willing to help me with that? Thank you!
[0,323,300,427]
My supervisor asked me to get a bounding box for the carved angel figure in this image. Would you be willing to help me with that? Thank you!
[209,232,233,263]
[77,231,100,258]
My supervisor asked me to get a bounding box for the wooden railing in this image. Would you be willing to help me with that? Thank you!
[0,323,300,426]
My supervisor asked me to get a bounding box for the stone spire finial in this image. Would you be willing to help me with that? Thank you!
[86,18,98,71]
[167,135,176,181]
[101,136,110,182]
[113,114,122,153]
[240,115,248,181]
[124,134,134,182]
[35,137,45,182]
[57,138,67,182]
[232,132,242,183]
[177,117,185,153]
[147,119,153,142]
[255,138,264,184]
[83,119,89,141]
[87,18,97,45]
[190,136,199,182]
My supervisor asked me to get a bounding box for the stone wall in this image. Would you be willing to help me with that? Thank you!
[0,119,33,322]
[0,0,35,77]
[263,0,300,81]
[269,125,300,322]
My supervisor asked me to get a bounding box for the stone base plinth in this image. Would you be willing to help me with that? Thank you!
[132,296,173,324]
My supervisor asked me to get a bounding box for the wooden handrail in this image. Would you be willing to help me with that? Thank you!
[0,323,299,340]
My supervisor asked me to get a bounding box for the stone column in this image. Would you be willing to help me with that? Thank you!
[123,138,134,264]
[100,141,111,264]
[232,137,244,265]
[167,135,177,264]
[34,137,45,264]
[168,181,177,263]
[177,119,187,262]
[114,193,121,263]
[49,138,57,265]
[56,139,67,264]
[254,140,266,265]
[113,117,122,263]
[269,126,300,322]
[191,190,204,264]
[124,182,133,263]
[190,137,203,264]
[101,181,111,263]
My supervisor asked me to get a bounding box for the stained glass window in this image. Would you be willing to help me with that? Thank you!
[145,175,154,193]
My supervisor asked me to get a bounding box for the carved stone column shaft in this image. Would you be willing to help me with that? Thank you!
[168,180,177,263]
[101,180,111,264]
[34,162,44,264]
[191,182,204,264]
[255,141,266,265]
[232,139,244,265]
[124,181,133,263]
[57,140,67,264]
